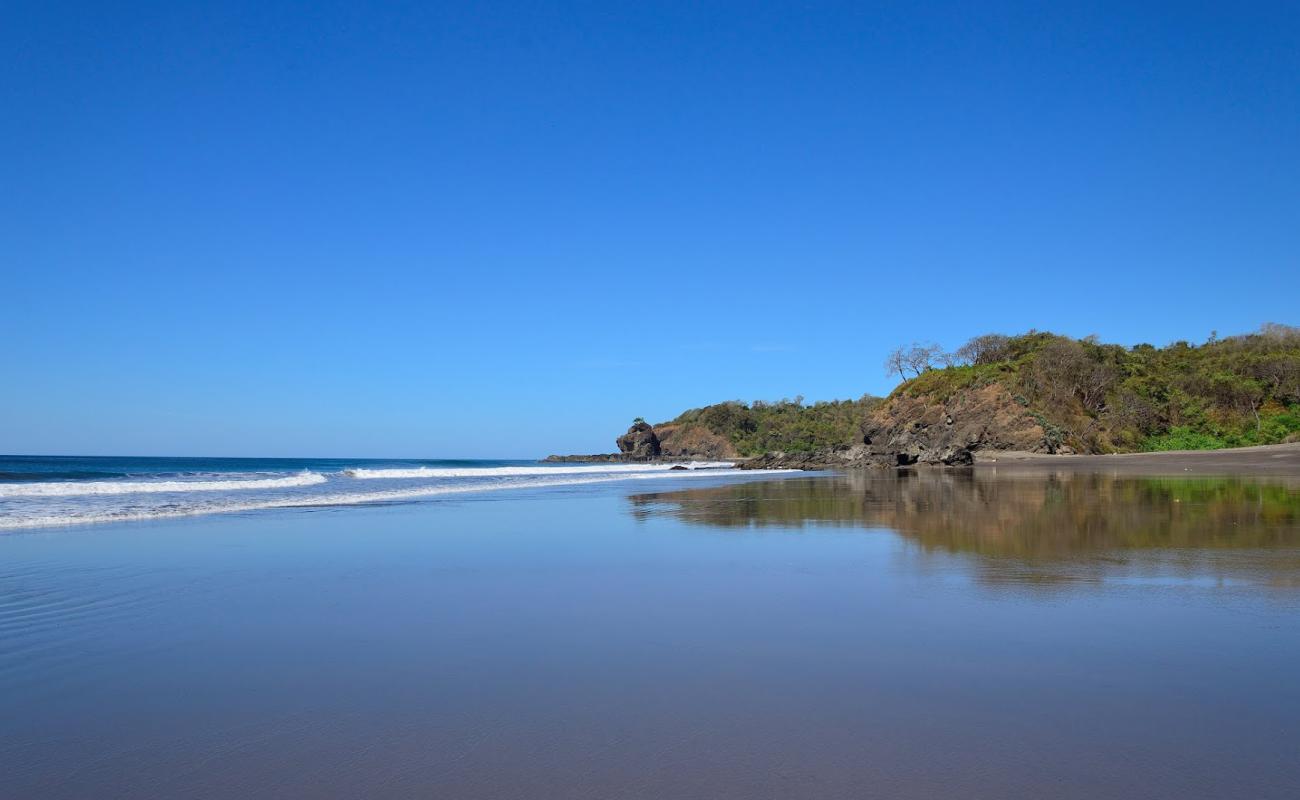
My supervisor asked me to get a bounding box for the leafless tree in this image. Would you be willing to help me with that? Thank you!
[884,347,908,380]
[1259,322,1300,342]
[953,333,1012,366]
[903,342,943,377]
[886,342,944,379]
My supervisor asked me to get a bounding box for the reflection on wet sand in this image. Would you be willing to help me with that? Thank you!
[629,471,1300,589]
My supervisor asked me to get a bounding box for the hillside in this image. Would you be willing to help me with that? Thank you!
[547,324,1300,465]
[886,324,1300,453]
[665,396,882,455]
[666,324,1300,460]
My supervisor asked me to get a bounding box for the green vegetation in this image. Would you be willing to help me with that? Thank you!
[666,324,1300,457]
[890,362,1008,401]
[668,395,881,456]
[1140,427,1228,451]
[889,324,1300,453]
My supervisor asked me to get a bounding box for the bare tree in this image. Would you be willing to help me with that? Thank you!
[903,342,943,377]
[886,342,944,379]
[954,333,1012,366]
[884,347,908,380]
[1259,322,1300,342]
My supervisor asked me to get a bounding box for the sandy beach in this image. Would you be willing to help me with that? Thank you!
[4,468,1299,799]
[976,442,1300,474]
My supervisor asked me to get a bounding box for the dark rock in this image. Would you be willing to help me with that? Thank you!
[941,447,974,466]
[616,421,661,458]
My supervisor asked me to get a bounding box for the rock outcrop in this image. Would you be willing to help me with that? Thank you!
[653,424,738,459]
[542,453,640,463]
[616,421,661,458]
[738,384,1053,470]
[866,384,1053,457]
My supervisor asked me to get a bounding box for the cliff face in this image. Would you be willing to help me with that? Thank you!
[864,383,1054,459]
[653,424,738,459]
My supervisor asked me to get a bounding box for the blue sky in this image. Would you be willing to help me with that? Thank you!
[3,1,1298,457]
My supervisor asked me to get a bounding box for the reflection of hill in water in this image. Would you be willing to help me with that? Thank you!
[629,473,1300,588]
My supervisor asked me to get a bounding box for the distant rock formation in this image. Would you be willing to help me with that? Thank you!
[544,421,739,463]
[616,421,660,458]
[542,453,640,463]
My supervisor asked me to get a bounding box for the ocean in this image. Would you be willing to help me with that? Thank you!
[0,454,747,530]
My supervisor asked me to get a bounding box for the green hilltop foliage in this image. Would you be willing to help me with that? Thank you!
[668,396,882,456]
[891,324,1300,452]
[667,324,1300,456]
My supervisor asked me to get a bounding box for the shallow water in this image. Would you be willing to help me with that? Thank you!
[2,470,1298,798]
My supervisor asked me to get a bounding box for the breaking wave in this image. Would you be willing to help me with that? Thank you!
[0,468,793,530]
[0,471,328,497]
[343,462,734,479]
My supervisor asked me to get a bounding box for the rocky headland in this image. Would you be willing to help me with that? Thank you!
[546,327,1300,470]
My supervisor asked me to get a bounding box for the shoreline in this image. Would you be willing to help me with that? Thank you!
[546,442,1300,475]
[972,441,1300,474]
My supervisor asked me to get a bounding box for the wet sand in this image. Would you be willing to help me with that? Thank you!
[3,471,1299,798]
[976,441,1300,474]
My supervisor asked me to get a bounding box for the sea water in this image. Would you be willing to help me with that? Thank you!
[0,454,749,530]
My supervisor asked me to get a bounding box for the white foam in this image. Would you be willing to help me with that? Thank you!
[0,468,795,530]
[0,471,327,497]
[343,462,735,479]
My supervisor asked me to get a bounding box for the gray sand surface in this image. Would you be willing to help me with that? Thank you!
[975,442,1300,475]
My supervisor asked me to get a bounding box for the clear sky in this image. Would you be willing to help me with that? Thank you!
[3,1,1298,458]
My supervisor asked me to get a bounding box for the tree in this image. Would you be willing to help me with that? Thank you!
[1259,322,1300,342]
[1208,374,1266,431]
[904,342,943,377]
[954,333,1012,366]
[886,342,942,379]
[1024,338,1117,413]
[884,347,908,380]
